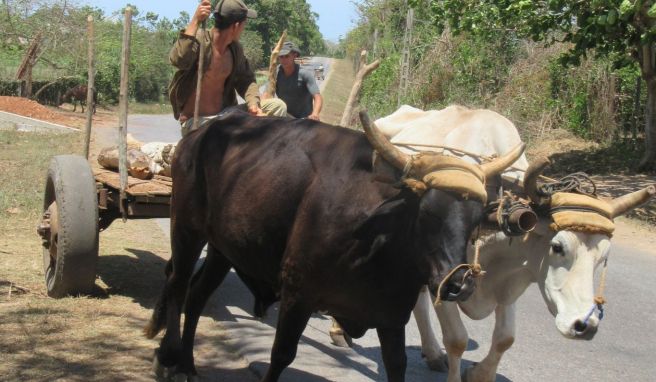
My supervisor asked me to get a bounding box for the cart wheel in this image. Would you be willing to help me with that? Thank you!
[39,155,98,298]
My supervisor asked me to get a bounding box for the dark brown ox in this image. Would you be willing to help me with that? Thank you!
[144,109,525,382]
[58,85,96,113]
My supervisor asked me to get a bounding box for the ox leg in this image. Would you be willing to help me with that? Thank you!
[413,285,448,371]
[377,327,407,382]
[435,301,468,382]
[151,228,206,375]
[177,246,233,380]
[262,297,312,382]
[463,304,515,382]
[329,317,353,348]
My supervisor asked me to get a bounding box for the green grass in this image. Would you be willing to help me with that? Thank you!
[127,102,172,114]
[320,59,355,126]
[0,130,83,230]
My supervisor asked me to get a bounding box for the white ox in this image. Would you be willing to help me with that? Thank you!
[356,105,655,382]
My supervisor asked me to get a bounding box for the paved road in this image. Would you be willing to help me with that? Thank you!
[0,110,79,133]
[118,61,656,381]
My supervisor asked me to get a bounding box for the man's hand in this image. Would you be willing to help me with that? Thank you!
[184,0,212,37]
[194,0,212,23]
[308,113,320,121]
[249,104,266,116]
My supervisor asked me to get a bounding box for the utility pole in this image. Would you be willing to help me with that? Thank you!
[398,3,414,107]
[372,28,379,58]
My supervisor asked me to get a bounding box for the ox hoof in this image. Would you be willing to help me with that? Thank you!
[462,363,490,382]
[329,329,353,348]
[153,356,172,381]
[154,356,199,382]
[424,354,449,372]
[172,373,199,382]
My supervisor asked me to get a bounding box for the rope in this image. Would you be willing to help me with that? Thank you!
[582,256,609,325]
[538,172,597,197]
[434,233,485,307]
[396,142,527,175]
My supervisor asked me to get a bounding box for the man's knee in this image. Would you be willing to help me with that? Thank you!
[261,98,287,117]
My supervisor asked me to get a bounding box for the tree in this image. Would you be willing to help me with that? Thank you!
[247,0,325,58]
[418,0,656,171]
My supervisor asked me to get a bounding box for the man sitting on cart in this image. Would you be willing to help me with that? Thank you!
[169,0,287,136]
[268,41,323,121]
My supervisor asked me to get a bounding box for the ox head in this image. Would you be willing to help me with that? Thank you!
[524,158,655,339]
[359,111,525,302]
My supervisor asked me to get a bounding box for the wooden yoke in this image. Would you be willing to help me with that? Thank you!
[265,30,288,98]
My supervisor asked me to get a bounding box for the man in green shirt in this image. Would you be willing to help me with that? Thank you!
[169,0,286,136]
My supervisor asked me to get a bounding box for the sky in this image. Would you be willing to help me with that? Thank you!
[82,0,358,42]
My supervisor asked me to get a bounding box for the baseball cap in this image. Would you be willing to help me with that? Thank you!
[214,0,257,20]
[279,41,301,56]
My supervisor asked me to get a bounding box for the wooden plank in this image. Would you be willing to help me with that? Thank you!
[93,169,171,197]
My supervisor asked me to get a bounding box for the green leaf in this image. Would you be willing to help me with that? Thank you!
[620,0,633,16]
[607,9,618,25]
[649,3,656,18]
[597,14,607,26]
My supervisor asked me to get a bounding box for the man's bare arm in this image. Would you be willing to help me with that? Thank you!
[309,94,323,121]
[184,0,212,37]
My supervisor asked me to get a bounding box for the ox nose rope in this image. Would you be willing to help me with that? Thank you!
[583,256,609,325]
[434,235,485,307]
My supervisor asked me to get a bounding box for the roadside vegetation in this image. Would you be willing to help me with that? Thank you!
[340,0,656,173]
[0,0,326,106]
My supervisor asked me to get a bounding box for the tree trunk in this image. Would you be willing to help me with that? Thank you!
[639,78,656,171]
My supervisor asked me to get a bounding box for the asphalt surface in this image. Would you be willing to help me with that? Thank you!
[120,57,656,381]
[0,110,79,133]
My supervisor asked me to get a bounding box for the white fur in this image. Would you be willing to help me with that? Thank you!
[377,105,610,381]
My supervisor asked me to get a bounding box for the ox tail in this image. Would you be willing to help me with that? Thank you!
[144,286,168,339]
[144,261,173,338]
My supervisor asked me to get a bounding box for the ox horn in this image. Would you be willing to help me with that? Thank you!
[523,157,551,206]
[610,185,656,218]
[360,110,410,170]
[479,143,526,179]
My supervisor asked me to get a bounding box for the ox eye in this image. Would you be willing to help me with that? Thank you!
[551,242,564,255]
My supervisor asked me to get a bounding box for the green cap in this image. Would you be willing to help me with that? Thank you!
[279,41,301,56]
[214,0,257,20]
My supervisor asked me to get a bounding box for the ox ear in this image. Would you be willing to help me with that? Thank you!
[353,189,418,241]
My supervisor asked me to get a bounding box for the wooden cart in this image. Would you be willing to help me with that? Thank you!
[36,157,172,298]
[35,8,173,298]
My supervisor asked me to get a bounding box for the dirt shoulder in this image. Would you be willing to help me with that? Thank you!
[0,97,259,381]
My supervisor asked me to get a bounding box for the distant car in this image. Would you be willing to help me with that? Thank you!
[314,65,325,81]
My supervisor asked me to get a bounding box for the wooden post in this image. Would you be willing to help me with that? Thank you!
[192,19,206,133]
[398,5,414,106]
[265,30,288,98]
[118,7,133,220]
[372,28,379,58]
[340,50,380,128]
[633,76,641,145]
[84,15,95,159]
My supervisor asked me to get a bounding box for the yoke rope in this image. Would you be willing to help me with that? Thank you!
[538,172,597,197]
[434,232,485,307]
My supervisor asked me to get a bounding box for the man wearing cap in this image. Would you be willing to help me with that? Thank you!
[169,0,286,136]
[273,41,323,120]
